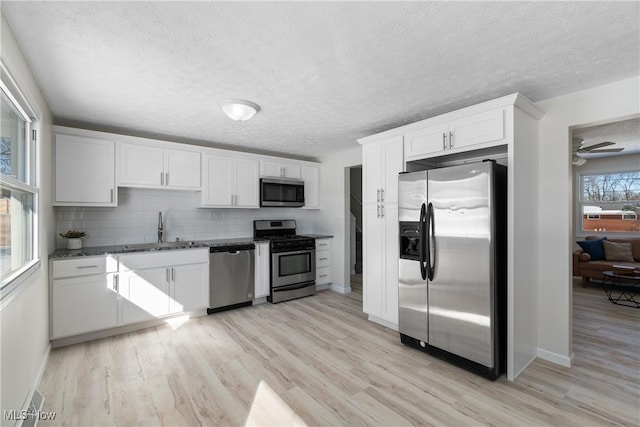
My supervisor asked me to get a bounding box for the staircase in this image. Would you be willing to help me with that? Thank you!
[350,190,363,274]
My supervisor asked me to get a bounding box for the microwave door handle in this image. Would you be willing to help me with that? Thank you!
[419,203,427,280]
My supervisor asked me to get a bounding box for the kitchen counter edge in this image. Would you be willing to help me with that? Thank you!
[50,237,269,259]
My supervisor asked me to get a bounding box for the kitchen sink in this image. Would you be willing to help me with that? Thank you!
[123,241,199,251]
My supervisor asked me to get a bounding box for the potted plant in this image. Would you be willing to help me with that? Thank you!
[59,230,88,250]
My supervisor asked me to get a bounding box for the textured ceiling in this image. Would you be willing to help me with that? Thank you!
[2,1,639,160]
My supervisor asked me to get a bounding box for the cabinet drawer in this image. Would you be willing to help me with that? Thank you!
[316,250,330,268]
[52,256,118,278]
[316,239,330,250]
[316,266,331,285]
[119,248,208,271]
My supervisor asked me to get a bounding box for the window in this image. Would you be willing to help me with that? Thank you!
[579,171,640,233]
[0,63,38,297]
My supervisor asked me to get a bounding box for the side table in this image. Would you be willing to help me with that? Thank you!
[602,271,640,308]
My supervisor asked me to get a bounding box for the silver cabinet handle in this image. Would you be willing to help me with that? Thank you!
[171,267,175,282]
[442,132,447,150]
[166,268,170,282]
[160,172,164,186]
[376,189,380,203]
[449,131,454,149]
[380,188,384,202]
[319,258,328,261]
[110,188,114,203]
[319,274,329,278]
[381,205,385,218]
[377,204,380,218]
[76,265,98,269]
[166,172,169,186]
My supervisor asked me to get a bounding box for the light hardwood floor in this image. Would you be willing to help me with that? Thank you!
[40,278,639,426]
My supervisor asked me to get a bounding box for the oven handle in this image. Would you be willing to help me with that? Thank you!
[273,281,316,292]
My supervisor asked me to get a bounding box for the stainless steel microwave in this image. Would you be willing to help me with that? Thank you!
[260,178,305,207]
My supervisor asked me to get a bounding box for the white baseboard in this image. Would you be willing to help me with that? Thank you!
[329,284,351,294]
[537,347,573,367]
[510,353,536,380]
[367,314,398,331]
[16,343,51,427]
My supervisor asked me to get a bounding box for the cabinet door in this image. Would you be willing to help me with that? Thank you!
[54,134,116,206]
[234,158,259,207]
[281,163,302,179]
[363,204,383,317]
[404,123,449,159]
[119,143,164,187]
[362,143,382,205]
[119,267,170,324]
[164,149,201,189]
[382,136,404,204]
[382,203,399,325]
[302,165,319,209]
[260,160,302,179]
[254,242,270,298]
[202,154,234,206]
[449,109,504,150]
[170,263,208,313]
[52,274,119,338]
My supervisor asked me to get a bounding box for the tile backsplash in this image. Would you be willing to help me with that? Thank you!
[55,188,320,249]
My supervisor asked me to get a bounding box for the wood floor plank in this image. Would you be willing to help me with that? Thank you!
[38,276,639,426]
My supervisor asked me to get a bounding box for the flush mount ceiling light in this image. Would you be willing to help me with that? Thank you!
[220,99,261,121]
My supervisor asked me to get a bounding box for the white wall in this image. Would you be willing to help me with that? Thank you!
[1,13,54,424]
[317,146,362,292]
[54,188,320,248]
[535,76,640,364]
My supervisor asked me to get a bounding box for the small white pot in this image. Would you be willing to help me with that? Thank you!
[66,238,83,250]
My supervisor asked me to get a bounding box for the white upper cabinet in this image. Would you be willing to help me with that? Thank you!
[301,165,320,209]
[54,134,116,206]
[164,148,201,189]
[202,154,259,208]
[405,109,505,161]
[119,143,201,190]
[260,160,302,179]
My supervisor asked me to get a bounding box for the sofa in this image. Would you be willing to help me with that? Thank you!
[573,236,640,286]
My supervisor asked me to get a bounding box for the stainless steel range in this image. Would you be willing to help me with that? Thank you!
[254,220,316,303]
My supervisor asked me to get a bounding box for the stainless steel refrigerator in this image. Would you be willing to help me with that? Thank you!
[398,160,506,380]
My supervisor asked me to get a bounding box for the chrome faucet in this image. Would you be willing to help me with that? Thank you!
[157,211,164,243]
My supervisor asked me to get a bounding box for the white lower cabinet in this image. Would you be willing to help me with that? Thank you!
[51,256,119,339]
[118,250,209,325]
[52,273,119,339]
[315,238,331,287]
[254,242,270,299]
[51,249,208,340]
[119,266,170,324]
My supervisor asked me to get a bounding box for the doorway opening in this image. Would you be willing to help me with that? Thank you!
[348,165,363,297]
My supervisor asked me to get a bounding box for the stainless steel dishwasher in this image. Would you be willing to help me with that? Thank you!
[207,243,255,314]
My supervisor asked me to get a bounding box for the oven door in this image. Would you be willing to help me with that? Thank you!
[260,178,305,207]
[272,248,315,288]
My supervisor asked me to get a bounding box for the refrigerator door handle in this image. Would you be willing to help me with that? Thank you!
[427,202,435,280]
[419,203,428,280]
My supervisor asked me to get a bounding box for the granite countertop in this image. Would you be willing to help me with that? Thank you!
[50,237,269,259]
[50,234,333,259]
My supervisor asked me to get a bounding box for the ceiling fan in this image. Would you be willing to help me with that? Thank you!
[572,138,624,166]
